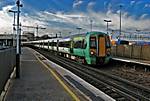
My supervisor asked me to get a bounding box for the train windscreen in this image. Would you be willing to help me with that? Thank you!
[90,36,97,56]
[90,37,96,48]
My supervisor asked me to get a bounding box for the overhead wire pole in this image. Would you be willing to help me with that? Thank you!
[21,25,46,40]
[119,5,122,41]
[35,25,46,39]
[16,0,23,79]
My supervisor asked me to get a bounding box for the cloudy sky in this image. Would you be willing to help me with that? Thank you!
[0,0,150,36]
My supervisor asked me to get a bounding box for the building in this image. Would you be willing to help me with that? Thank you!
[0,34,28,46]
[23,31,35,41]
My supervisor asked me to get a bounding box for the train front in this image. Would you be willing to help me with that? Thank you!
[88,32,111,65]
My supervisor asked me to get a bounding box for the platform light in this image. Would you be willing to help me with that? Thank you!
[76,27,82,34]
[16,0,23,79]
[104,19,112,34]
[8,10,18,46]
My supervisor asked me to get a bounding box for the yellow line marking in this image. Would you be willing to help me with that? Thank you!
[32,50,80,101]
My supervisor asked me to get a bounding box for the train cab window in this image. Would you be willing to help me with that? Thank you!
[74,40,82,48]
[90,37,96,48]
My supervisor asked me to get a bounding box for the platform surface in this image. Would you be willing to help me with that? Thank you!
[112,56,150,66]
[4,47,75,101]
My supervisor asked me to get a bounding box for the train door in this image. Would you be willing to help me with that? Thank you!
[70,40,74,53]
[48,41,49,49]
[57,40,59,52]
[98,36,106,57]
[52,40,54,51]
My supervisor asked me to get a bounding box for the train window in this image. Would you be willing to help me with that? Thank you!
[44,42,48,45]
[65,41,70,48]
[59,42,63,47]
[51,42,57,46]
[90,37,96,48]
[40,42,43,45]
[59,41,70,48]
[120,40,129,45]
[82,39,87,49]
[74,40,82,48]
[49,42,52,46]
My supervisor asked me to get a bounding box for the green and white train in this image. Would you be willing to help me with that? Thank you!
[25,31,111,65]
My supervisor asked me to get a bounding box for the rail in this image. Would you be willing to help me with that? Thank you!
[35,48,150,101]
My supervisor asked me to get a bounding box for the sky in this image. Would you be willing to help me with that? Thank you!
[0,0,150,37]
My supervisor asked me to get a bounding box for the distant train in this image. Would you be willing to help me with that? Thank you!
[24,31,111,65]
[112,40,150,46]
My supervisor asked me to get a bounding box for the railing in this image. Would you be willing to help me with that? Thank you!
[0,48,16,94]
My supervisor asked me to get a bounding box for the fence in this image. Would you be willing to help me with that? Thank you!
[0,48,16,94]
[111,45,150,61]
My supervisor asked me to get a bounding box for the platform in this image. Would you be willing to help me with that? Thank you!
[112,57,150,66]
[4,47,80,101]
[4,47,115,101]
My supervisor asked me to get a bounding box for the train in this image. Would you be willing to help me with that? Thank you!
[24,31,111,65]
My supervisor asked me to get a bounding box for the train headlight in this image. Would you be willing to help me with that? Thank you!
[90,51,94,55]
[90,49,96,56]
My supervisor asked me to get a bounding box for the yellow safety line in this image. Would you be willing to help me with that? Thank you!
[33,51,80,101]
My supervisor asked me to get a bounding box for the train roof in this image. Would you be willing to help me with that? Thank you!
[23,31,107,44]
[59,37,71,42]
[70,31,107,37]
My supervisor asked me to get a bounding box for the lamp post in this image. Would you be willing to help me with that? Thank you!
[19,23,22,54]
[90,19,93,32]
[8,10,17,31]
[16,0,23,79]
[104,20,111,34]
[119,5,122,40]
[8,10,17,46]
[76,27,82,34]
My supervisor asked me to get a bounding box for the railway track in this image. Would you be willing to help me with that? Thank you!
[108,60,150,88]
[35,48,150,101]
